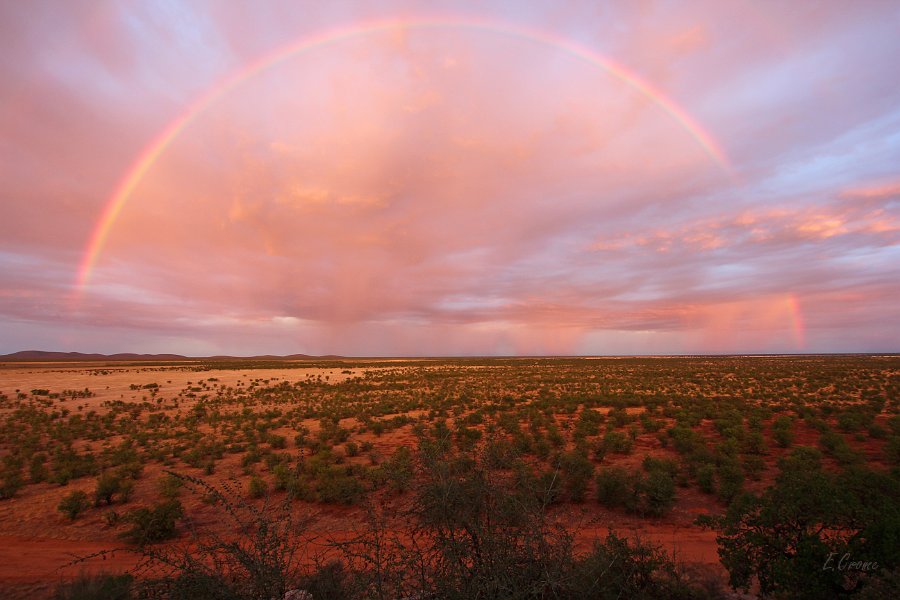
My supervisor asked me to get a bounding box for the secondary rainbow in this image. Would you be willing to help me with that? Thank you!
[76,16,734,292]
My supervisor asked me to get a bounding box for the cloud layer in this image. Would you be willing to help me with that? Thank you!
[1,1,898,355]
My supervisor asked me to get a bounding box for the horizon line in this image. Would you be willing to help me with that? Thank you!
[2,350,897,363]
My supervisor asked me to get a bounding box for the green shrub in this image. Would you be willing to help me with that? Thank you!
[837,410,869,433]
[384,447,414,492]
[124,473,311,600]
[158,473,183,499]
[595,466,675,517]
[596,467,636,509]
[122,499,183,546]
[559,450,594,502]
[271,463,292,492]
[772,415,795,448]
[642,456,678,477]
[602,430,633,455]
[29,453,48,483]
[743,430,768,455]
[640,414,664,433]
[820,431,862,465]
[716,460,744,504]
[248,475,267,498]
[743,454,765,481]
[286,475,315,502]
[639,470,676,517]
[58,490,90,520]
[94,472,124,506]
[268,434,287,450]
[696,463,716,494]
[316,470,365,505]
[546,426,565,448]
[867,423,887,439]
[537,469,563,505]
[0,469,24,500]
[668,426,701,454]
[484,439,515,469]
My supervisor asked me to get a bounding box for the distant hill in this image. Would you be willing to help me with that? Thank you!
[0,350,191,361]
[0,350,343,362]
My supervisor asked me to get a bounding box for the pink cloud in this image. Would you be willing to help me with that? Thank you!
[1,1,899,355]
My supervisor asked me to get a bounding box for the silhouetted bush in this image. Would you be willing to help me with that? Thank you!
[53,573,133,600]
[711,447,900,598]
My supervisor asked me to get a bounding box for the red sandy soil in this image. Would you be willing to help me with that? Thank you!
[0,364,366,412]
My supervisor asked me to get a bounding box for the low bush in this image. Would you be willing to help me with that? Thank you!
[559,449,594,502]
[316,469,365,505]
[248,475,267,498]
[596,465,676,517]
[602,430,634,455]
[94,472,129,506]
[0,468,23,500]
[716,459,744,504]
[640,469,677,517]
[121,499,183,546]
[772,415,795,448]
[696,463,716,494]
[58,490,91,520]
[596,467,638,509]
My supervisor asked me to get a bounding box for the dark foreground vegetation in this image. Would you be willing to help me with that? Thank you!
[0,355,897,597]
[58,454,720,600]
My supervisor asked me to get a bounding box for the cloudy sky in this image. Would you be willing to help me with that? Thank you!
[1,1,898,356]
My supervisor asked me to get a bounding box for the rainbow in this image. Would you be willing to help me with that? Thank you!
[76,16,734,292]
[787,294,806,350]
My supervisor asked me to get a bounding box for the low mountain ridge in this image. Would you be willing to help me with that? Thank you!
[0,350,339,361]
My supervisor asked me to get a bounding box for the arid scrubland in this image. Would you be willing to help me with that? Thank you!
[0,356,898,598]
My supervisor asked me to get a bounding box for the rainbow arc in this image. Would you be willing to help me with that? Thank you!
[76,17,735,293]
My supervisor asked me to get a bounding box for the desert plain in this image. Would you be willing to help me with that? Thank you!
[0,355,897,598]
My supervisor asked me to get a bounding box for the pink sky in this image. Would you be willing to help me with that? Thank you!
[1,1,898,356]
